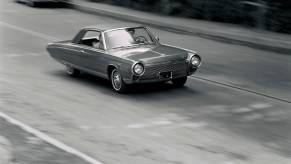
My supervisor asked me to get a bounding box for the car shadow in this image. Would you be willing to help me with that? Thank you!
[15,1,70,8]
[50,70,202,97]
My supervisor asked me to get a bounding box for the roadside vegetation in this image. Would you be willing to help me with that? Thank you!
[89,0,291,34]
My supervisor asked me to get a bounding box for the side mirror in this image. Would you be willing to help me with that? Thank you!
[155,36,159,42]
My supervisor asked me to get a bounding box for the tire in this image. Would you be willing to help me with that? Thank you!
[171,76,187,87]
[27,0,35,7]
[110,68,127,93]
[65,65,80,77]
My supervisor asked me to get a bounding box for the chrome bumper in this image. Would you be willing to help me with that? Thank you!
[125,61,197,84]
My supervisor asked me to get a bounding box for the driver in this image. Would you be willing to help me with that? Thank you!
[92,34,101,49]
[127,28,135,36]
[127,28,147,44]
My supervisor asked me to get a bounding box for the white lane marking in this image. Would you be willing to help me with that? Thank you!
[4,53,23,58]
[166,121,208,130]
[0,112,104,164]
[127,123,149,129]
[11,54,25,57]
[79,125,93,131]
[264,110,287,122]
[2,9,19,13]
[27,53,40,56]
[0,21,59,41]
[5,53,40,58]
[224,161,235,164]
[151,120,172,126]
[250,103,272,109]
[179,122,208,128]
[126,115,207,130]
[26,136,42,145]
[147,132,163,137]
[159,113,190,121]
[243,113,263,121]
[0,135,12,164]
[206,105,228,113]
[232,107,252,113]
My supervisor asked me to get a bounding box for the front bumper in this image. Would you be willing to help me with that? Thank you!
[124,61,198,84]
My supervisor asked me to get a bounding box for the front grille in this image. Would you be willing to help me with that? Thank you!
[141,61,187,80]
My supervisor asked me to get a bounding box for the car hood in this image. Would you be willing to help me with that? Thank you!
[108,44,188,64]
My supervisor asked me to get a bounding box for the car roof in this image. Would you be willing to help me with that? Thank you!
[83,23,145,32]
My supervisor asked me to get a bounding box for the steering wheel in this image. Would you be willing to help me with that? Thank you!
[135,36,148,44]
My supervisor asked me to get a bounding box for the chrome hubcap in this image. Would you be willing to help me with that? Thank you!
[112,70,121,90]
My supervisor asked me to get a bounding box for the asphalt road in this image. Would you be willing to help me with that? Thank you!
[0,117,90,164]
[0,1,291,164]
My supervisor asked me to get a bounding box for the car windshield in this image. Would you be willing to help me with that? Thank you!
[104,27,156,49]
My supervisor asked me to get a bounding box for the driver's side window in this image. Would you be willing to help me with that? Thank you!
[79,30,104,50]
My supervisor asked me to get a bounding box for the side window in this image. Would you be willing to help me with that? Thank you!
[82,31,100,40]
[79,30,104,50]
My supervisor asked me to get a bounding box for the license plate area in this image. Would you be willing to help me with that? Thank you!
[159,71,172,79]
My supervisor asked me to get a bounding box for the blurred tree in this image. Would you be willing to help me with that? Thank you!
[265,0,291,33]
[105,0,290,34]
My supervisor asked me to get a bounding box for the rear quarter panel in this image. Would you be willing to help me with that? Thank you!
[47,42,134,81]
[47,40,73,65]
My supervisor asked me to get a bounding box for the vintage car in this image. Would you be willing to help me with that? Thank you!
[47,24,201,92]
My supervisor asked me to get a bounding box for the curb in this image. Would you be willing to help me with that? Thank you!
[67,2,291,55]
[0,135,12,164]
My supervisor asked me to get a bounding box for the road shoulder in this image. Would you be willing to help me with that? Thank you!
[0,116,94,164]
[0,135,11,164]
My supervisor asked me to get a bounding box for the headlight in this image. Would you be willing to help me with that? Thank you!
[190,55,201,67]
[133,63,144,75]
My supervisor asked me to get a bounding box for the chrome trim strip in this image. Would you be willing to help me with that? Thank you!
[101,31,107,50]
[103,26,144,33]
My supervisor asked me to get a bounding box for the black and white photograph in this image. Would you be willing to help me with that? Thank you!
[0,0,290,163]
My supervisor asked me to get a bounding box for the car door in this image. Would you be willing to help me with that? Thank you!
[76,30,108,78]
[62,43,85,68]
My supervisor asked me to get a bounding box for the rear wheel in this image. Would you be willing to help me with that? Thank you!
[171,76,187,87]
[110,68,127,93]
[65,65,80,77]
[27,0,35,7]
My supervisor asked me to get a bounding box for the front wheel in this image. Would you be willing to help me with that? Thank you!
[171,76,187,87]
[65,65,80,77]
[110,68,127,93]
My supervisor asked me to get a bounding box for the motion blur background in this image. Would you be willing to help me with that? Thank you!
[91,0,291,34]
[1,0,291,163]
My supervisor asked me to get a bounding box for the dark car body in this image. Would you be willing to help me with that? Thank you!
[47,24,201,92]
